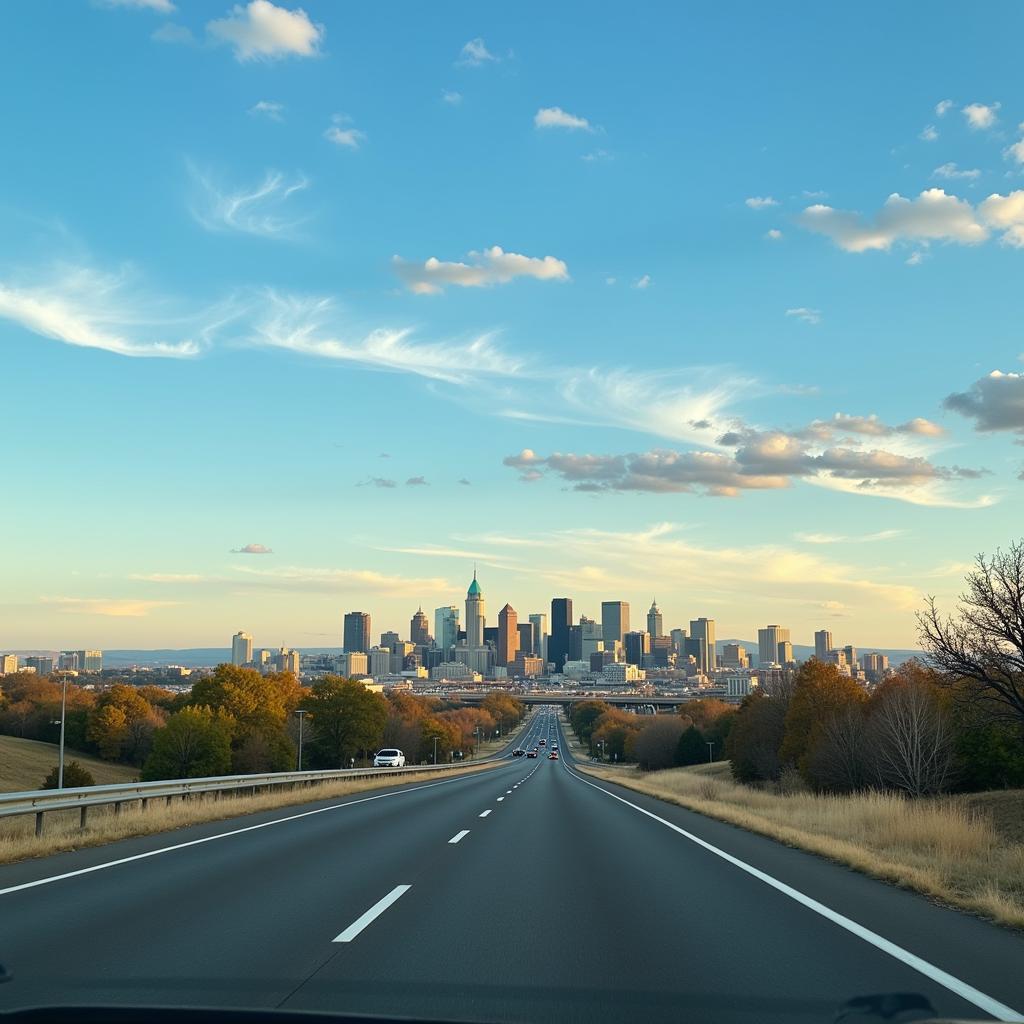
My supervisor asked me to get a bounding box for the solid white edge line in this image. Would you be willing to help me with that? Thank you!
[0,760,519,900]
[333,884,411,942]
[479,810,492,818]
[448,830,470,845]
[562,763,1024,1023]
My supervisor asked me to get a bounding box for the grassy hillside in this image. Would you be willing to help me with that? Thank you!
[0,735,138,793]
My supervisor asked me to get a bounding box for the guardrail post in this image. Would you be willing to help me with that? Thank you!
[113,802,122,817]
[141,798,148,811]
[35,811,44,837]
[80,806,88,829]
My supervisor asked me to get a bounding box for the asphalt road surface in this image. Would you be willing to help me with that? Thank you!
[1,707,1023,1023]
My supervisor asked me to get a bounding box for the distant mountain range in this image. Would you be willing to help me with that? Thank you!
[9,641,925,670]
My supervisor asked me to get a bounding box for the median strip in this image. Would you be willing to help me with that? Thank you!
[333,884,411,943]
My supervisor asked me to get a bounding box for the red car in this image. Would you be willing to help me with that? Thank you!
[548,751,559,760]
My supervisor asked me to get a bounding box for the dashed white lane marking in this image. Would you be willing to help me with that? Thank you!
[448,830,470,845]
[333,884,411,943]
[496,797,504,802]
[506,790,512,794]
[479,810,492,818]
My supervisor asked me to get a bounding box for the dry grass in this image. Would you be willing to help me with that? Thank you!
[0,735,139,793]
[0,761,495,867]
[577,762,1024,929]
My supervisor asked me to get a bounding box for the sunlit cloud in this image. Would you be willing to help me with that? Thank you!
[457,37,498,67]
[41,597,180,617]
[534,107,593,131]
[230,543,274,554]
[231,564,450,596]
[392,246,569,294]
[207,1,324,62]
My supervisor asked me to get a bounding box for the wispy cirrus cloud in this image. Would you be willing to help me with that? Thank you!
[392,246,569,294]
[103,0,176,10]
[457,37,498,67]
[786,307,821,325]
[231,564,450,597]
[745,196,779,209]
[207,0,324,62]
[41,597,179,617]
[0,265,207,358]
[188,163,310,239]
[795,529,904,545]
[249,99,285,121]
[324,114,365,149]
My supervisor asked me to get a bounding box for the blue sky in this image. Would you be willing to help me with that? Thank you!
[3,0,1024,650]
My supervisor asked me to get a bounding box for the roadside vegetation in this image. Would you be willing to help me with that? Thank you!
[569,543,1024,928]
[0,667,526,789]
[0,736,137,793]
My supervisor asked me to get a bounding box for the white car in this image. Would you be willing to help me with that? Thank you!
[373,748,406,768]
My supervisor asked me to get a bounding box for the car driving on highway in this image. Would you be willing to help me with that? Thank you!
[372,748,406,768]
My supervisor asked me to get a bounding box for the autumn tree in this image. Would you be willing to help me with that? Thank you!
[569,700,612,747]
[679,699,737,758]
[142,706,235,781]
[87,685,163,765]
[918,541,1024,725]
[676,726,707,766]
[727,691,789,783]
[302,677,387,768]
[633,716,686,771]
[591,708,644,761]
[419,716,461,763]
[480,693,525,734]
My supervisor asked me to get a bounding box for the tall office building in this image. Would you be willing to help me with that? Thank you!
[647,599,663,639]
[0,654,18,674]
[689,618,716,673]
[814,629,833,660]
[517,621,535,658]
[842,644,857,667]
[625,631,651,667]
[26,656,54,676]
[59,651,79,671]
[580,616,603,660]
[529,613,547,659]
[722,643,749,668]
[434,606,459,654]
[670,628,688,659]
[497,604,519,667]
[410,607,430,646]
[758,625,790,667]
[274,647,300,675]
[601,601,630,647]
[76,650,103,673]
[777,640,794,665]
[380,631,401,651]
[343,612,371,653]
[231,631,253,666]
[369,646,392,676]
[549,598,573,671]
[465,572,486,650]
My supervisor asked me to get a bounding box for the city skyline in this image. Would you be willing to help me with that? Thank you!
[3,3,1024,650]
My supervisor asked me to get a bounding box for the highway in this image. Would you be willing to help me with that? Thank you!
[0,707,1023,1023]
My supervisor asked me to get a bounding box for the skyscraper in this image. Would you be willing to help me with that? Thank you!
[497,603,519,666]
[529,613,547,659]
[814,629,833,660]
[517,621,535,658]
[646,599,663,639]
[434,606,459,654]
[343,612,371,653]
[231,631,253,666]
[549,597,573,671]
[410,607,430,646]
[777,640,794,665]
[758,625,790,667]
[601,601,629,647]
[689,618,716,673]
[465,571,485,650]
[670,628,688,659]
[625,630,651,667]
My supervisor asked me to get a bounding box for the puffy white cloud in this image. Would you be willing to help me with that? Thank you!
[0,268,203,358]
[977,191,1024,247]
[745,196,779,209]
[829,413,943,437]
[249,99,284,121]
[392,245,569,294]
[457,37,497,67]
[207,1,323,62]
[800,189,988,252]
[188,164,309,238]
[944,370,1024,432]
[919,124,939,142]
[963,101,1000,130]
[935,99,954,117]
[534,107,592,131]
[933,162,980,180]
[323,114,364,149]
[766,229,783,240]
[786,307,821,325]
[1006,137,1024,165]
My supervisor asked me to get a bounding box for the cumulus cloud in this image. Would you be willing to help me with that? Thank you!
[935,99,954,117]
[324,114,365,149]
[230,543,273,554]
[829,413,943,437]
[249,100,285,121]
[534,107,592,131]
[457,37,497,67]
[800,189,988,253]
[933,162,980,181]
[188,164,309,238]
[0,266,204,358]
[766,229,783,240]
[745,196,779,209]
[786,307,821,325]
[207,1,323,61]
[392,245,569,294]
[252,290,526,384]
[919,125,939,142]
[944,371,1024,433]
[963,101,1000,130]
[977,191,1024,247]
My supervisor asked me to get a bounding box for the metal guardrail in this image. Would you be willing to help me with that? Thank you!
[0,758,504,837]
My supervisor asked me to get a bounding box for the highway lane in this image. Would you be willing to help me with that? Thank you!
[0,707,1023,1022]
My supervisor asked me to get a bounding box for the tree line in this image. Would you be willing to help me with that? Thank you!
[0,665,526,785]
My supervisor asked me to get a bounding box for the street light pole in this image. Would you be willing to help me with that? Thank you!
[433,736,438,764]
[295,709,307,771]
[58,674,68,790]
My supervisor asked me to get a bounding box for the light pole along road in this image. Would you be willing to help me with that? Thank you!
[0,707,1022,1023]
